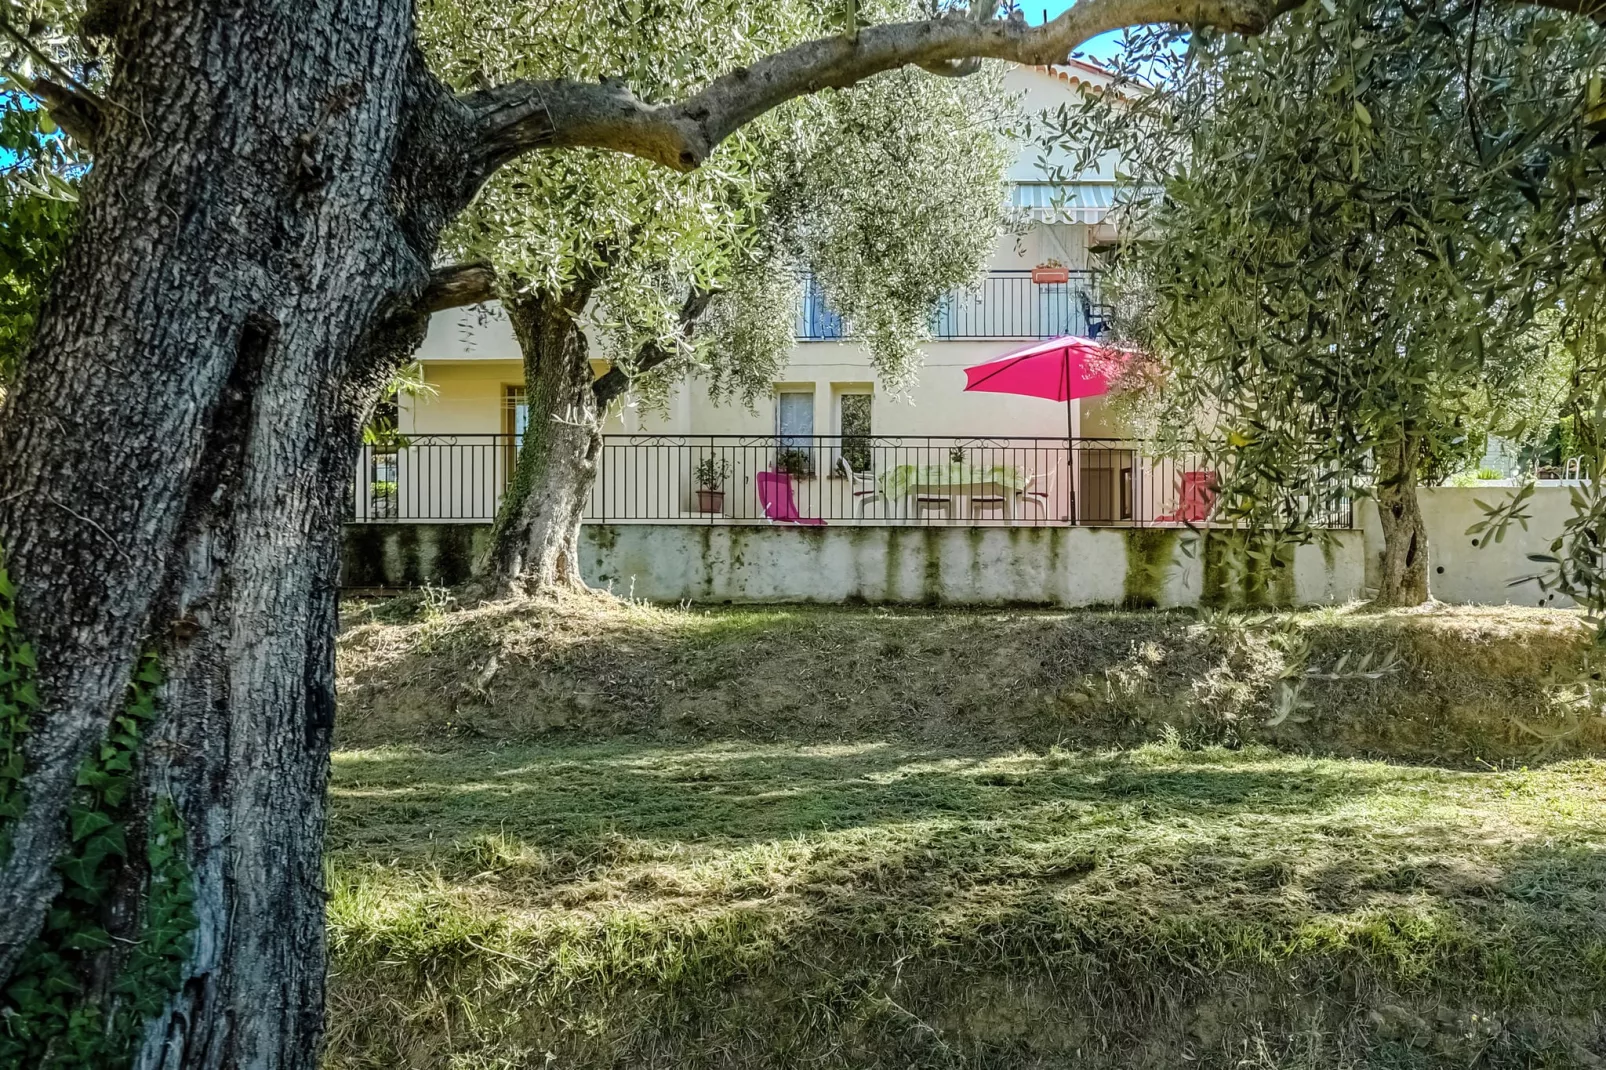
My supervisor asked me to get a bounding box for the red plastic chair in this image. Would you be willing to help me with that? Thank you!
[1157,471,1218,523]
[757,470,825,525]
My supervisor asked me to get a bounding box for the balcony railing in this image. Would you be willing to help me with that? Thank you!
[797,270,1105,342]
[351,434,1354,528]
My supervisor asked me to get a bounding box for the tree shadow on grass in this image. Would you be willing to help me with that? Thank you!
[327,740,1441,858]
[324,742,1606,948]
[326,740,1606,1069]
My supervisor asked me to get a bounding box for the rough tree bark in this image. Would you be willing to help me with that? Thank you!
[1373,430,1432,607]
[0,4,476,1066]
[479,281,713,597]
[0,0,1313,1065]
[488,286,603,595]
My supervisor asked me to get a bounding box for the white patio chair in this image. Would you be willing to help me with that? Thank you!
[1014,470,1054,521]
[837,455,884,518]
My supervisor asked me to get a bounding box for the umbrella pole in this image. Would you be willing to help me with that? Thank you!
[1064,354,1073,523]
[1063,350,1072,442]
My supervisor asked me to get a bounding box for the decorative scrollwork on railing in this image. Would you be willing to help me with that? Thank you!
[619,434,696,448]
[364,433,513,450]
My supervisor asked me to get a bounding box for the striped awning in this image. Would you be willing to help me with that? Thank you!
[1011,182,1119,223]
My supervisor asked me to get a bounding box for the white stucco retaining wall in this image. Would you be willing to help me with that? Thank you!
[1358,485,1581,607]
[345,485,1582,607]
[579,524,1364,608]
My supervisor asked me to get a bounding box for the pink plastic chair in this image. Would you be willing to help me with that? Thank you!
[1158,471,1218,523]
[757,470,825,525]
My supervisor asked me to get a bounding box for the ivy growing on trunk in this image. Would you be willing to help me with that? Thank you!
[0,544,41,864]
[0,573,195,1068]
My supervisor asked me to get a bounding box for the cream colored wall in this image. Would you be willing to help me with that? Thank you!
[1003,63,1121,184]
[415,303,521,362]
[702,339,1081,440]
[403,360,518,436]
[402,357,689,437]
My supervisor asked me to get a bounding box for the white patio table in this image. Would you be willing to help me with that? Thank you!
[876,462,1028,521]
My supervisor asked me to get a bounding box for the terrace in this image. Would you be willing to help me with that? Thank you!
[796,269,1106,341]
[350,433,1353,529]
[351,268,1348,532]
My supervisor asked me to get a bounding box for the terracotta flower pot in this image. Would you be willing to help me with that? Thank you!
[696,489,725,513]
[1031,265,1070,285]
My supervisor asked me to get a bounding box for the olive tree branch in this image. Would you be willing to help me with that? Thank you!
[592,287,717,404]
[419,262,499,312]
[461,0,1304,174]
[0,16,105,147]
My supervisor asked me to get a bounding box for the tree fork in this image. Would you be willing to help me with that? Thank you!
[486,286,602,596]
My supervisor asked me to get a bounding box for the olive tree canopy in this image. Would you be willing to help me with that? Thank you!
[1042,1,1600,603]
[418,0,1015,593]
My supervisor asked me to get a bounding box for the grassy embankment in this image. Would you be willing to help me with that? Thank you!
[326,598,1606,1069]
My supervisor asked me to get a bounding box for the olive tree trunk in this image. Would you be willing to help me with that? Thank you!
[486,287,605,596]
[0,2,471,1065]
[1373,431,1432,607]
[479,284,715,597]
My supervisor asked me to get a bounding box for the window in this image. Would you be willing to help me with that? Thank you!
[777,390,814,444]
[838,392,872,474]
[798,275,845,340]
[776,389,815,477]
[502,386,528,493]
[368,450,398,519]
[504,385,528,446]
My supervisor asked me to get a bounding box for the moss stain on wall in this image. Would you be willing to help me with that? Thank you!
[341,524,387,587]
[922,528,943,605]
[587,524,619,588]
[393,525,420,586]
[966,527,985,600]
[1045,526,1062,592]
[1123,529,1178,609]
[845,524,874,600]
[884,528,904,601]
[341,524,493,587]
[698,526,717,599]
[432,526,473,586]
[1201,531,1297,607]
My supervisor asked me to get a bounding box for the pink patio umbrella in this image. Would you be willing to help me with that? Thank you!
[962,335,1128,440]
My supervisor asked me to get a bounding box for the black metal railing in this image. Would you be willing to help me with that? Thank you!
[352,434,515,522]
[797,270,1105,342]
[351,434,1353,528]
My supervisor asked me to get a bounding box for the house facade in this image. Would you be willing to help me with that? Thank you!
[356,62,1220,532]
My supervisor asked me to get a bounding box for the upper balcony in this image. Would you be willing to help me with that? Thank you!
[796,269,1105,342]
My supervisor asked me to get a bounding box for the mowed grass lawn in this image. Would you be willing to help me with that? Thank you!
[323,738,1606,1069]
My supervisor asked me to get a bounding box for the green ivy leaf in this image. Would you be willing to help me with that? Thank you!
[69,809,113,843]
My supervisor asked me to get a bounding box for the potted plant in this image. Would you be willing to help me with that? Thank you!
[1031,258,1070,285]
[368,480,398,519]
[775,447,815,478]
[694,456,732,513]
